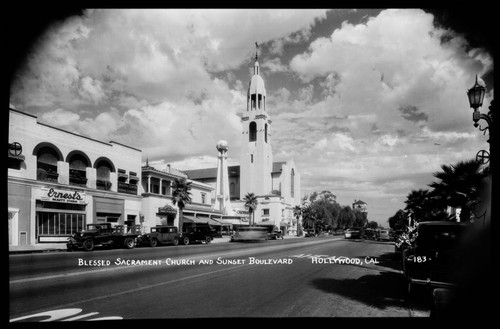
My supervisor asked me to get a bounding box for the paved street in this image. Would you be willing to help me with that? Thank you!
[9,236,432,321]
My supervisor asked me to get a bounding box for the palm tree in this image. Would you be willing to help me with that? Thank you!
[172,177,192,233]
[293,205,302,236]
[404,189,431,222]
[429,159,487,222]
[243,193,258,226]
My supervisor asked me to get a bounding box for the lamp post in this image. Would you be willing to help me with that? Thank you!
[467,75,493,149]
[467,75,493,226]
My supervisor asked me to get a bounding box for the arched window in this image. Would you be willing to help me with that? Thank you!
[291,169,295,198]
[36,147,60,182]
[68,153,89,186]
[96,160,113,191]
[264,123,268,143]
[249,121,257,142]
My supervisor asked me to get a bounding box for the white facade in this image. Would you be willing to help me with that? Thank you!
[140,165,215,233]
[239,59,274,197]
[8,109,142,246]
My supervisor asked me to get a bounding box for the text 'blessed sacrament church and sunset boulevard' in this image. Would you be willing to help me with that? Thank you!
[7,45,301,247]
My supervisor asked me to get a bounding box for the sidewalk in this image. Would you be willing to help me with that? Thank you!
[9,236,232,254]
[9,235,303,254]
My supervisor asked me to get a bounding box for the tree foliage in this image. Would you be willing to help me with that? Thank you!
[171,177,192,232]
[394,158,488,227]
[243,193,258,226]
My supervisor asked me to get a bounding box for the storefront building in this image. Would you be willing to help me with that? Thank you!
[8,108,142,246]
[140,163,219,232]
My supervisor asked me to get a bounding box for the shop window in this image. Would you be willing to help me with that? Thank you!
[37,211,85,237]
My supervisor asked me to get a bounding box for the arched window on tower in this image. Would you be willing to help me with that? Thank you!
[251,94,256,110]
[249,121,257,142]
[258,94,262,109]
[291,168,295,198]
[265,123,268,143]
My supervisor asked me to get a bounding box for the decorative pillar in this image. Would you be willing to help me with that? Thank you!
[214,140,233,215]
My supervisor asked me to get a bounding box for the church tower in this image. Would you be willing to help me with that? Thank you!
[240,44,273,198]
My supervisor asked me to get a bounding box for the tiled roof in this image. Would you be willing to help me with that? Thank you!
[185,165,240,179]
[184,161,286,180]
[142,165,188,178]
[272,161,286,173]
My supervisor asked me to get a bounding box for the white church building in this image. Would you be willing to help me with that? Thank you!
[184,50,301,235]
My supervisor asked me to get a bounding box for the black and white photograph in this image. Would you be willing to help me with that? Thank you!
[7,7,494,322]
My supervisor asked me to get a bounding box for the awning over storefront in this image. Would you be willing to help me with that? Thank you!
[183,215,228,226]
[211,218,232,227]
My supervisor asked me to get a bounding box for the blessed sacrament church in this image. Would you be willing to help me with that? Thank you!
[184,47,301,235]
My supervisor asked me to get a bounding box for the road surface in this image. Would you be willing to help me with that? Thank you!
[9,236,431,321]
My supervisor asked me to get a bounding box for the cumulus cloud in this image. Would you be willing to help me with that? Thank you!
[8,8,493,225]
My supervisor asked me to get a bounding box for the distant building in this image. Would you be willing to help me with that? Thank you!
[352,199,368,214]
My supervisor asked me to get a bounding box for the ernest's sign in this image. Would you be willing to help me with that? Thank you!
[40,188,86,204]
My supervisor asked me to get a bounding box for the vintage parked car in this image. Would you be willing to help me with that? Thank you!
[67,222,141,251]
[402,221,469,294]
[344,228,361,239]
[362,228,378,240]
[181,223,216,245]
[267,229,284,240]
[304,229,317,237]
[377,229,391,241]
[136,225,181,247]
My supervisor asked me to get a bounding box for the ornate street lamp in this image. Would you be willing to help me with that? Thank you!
[467,75,493,226]
[467,75,492,144]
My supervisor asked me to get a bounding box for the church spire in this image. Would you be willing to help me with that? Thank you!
[254,42,260,75]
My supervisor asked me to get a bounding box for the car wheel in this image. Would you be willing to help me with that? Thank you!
[205,237,212,244]
[182,236,190,245]
[172,237,179,246]
[124,237,135,249]
[149,238,158,248]
[82,238,94,252]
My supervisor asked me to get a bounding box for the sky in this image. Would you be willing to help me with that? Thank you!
[8,8,494,227]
